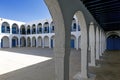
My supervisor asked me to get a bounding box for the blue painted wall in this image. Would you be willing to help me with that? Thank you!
[107,37,120,50]
[71,39,75,48]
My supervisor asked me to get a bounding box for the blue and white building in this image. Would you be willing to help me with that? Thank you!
[0,18,81,49]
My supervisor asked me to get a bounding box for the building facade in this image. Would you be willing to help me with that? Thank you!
[0,18,81,49]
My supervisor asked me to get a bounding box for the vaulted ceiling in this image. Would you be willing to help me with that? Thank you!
[81,0,120,31]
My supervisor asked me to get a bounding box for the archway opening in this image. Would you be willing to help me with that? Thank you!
[32,37,36,47]
[38,36,42,47]
[12,36,18,47]
[69,11,88,79]
[107,34,120,50]
[44,36,49,48]
[20,37,26,47]
[1,36,9,48]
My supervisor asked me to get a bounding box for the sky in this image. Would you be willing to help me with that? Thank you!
[0,0,51,22]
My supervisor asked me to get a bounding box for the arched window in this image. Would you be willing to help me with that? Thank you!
[71,18,77,32]
[1,22,10,33]
[43,22,49,33]
[27,25,31,34]
[32,24,36,34]
[37,23,42,34]
[12,23,19,34]
[20,25,26,34]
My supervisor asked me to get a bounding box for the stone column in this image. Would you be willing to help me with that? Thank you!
[36,37,38,48]
[30,37,32,47]
[42,37,44,48]
[9,37,12,48]
[89,23,96,66]
[36,26,37,34]
[99,29,102,56]
[18,37,21,47]
[49,23,51,33]
[49,37,51,48]
[96,27,100,60]
[10,25,12,34]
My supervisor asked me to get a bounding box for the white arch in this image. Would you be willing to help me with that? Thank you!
[38,36,42,47]
[1,36,9,48]
[44,36,49,48]
[32,37,36,47]
[20,37,26,47]
[106,31,120,38]
[44,0,96,79]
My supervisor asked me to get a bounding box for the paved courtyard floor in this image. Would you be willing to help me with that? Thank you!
[0,47,81,80]
[0,48,120,80]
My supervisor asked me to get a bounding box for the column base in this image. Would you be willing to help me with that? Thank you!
[88,63,96,67]
[73,72,96,80]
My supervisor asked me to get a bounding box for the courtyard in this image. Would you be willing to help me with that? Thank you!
[0,48,81,80]
[0,48,120,80]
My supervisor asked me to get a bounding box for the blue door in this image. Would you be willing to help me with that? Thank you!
[12,39,16,47]
[51,39,53,48]
[71,39,75,48]
[107,37,120,50]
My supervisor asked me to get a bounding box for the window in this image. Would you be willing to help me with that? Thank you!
[2,26,5,33]
[39,27,42,33]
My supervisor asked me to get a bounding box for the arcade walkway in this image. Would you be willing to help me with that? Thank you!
[93,50,120,80]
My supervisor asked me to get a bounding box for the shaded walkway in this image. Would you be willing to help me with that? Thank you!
[94,50,120,80]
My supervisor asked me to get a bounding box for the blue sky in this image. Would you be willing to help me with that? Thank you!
[0,0,51,22]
